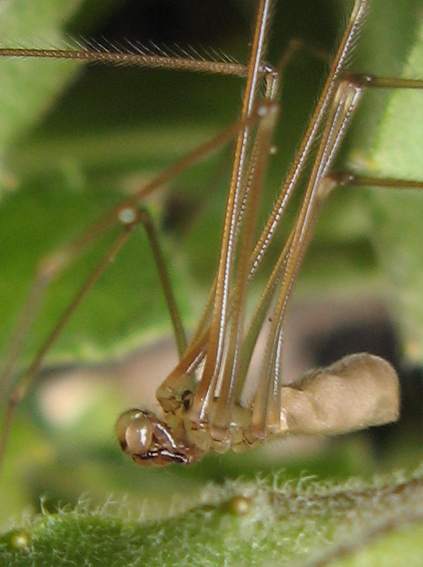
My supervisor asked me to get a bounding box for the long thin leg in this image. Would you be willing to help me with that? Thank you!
[210,103,280,440]
[180,0,369,434]
[156,70,423,446]
[250,72,423,439]
[0,45,248,78]
[0,202,192,473]
[249,0,370,272]
[190,0,277,423]
[0,97,266,403]
[0,99,271,475]
[154,31,337,414]
[0,219,137,474]
[0,7,339,443]
[137,208,187,359]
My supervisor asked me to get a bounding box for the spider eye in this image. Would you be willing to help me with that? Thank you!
[181,390,193,411]
[115,409,153,454]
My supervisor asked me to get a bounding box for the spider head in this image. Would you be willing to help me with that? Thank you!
[116,408,200,466]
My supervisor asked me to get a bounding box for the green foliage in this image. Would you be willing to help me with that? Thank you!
[1,470,423,566]
[363,20,423,361]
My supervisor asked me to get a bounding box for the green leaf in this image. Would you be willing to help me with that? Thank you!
[1,470,423,566]
[0,0,247,364]
[348,0,423,362]
[0,0,85,180]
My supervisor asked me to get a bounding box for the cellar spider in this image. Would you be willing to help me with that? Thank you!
[0,0,422,475]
